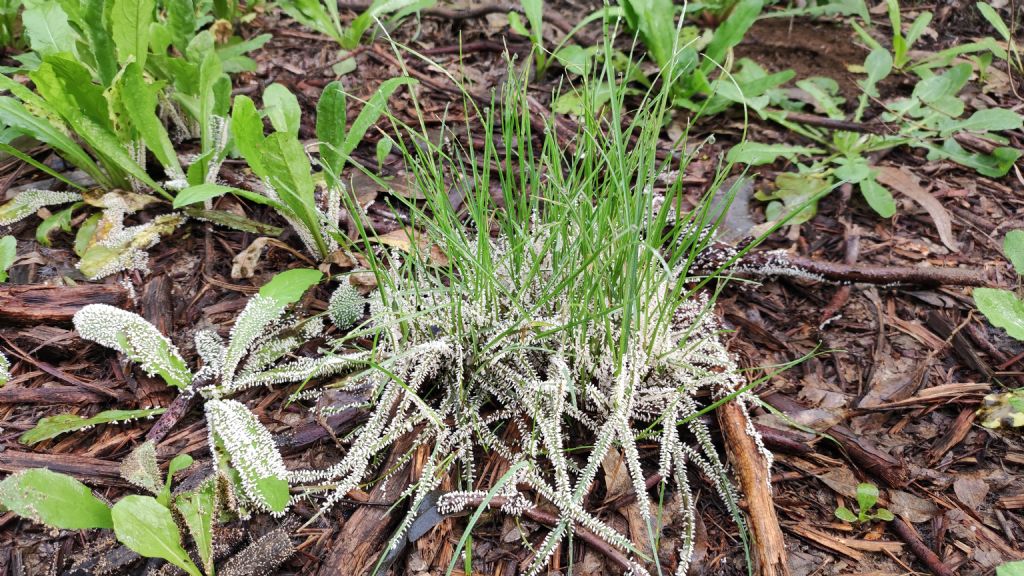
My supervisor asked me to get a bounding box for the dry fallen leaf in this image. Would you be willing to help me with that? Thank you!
[232,237,272,279]
[371,228,449,267]
[875,166,960,252]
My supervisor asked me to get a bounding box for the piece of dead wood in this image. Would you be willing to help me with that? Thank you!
[891,517,956,576]
[316,434,416,576]
[0,283,128,324]
[718,400,790,576]
[0,451,129,487]
[928,408,978,466]
[926,311,996,380]
[0,384,111,404]
[785,524,863,561]
[766,393,909,489]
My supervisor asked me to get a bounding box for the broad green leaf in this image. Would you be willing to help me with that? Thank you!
[83,0,118,86]
[705,0,762,69]
[342,77,416,158]
[861,48,893,97]
[264,83,302,136]
[31,57,111,132]
[974,288,1024,341]
[0,97,106,186]
[925,140,1021,178]
[112,495,202,576]
[73,304,193,388]
[22,0,78,58]
[121,62,183,177]
[259,268,323,304]
[174,485,215,574]
[206,399,290,513]
[112,0,155,69]
[344,0,422,48]
[20,407,165,445]
[976,2,1010,40]
[173,183,280,209]
[859,176,896,218]
[74,213,102,257]
[216,33,272,73]
[939,108,1024,135]
[317,80,347,181]
[757,172,831,225]
[834,506,857,523]
[0,469,112,529]
[1004,230,1024,276]
[873,508,894,521]
[855,482,878,513]
[913,63,971,104]
[260,132,327,256]
[795,77,846,120]
[167,0,197,52]
[0,235,14,282]
[833,156,872,184]
[726,142,822,166]
[231,95,267,176]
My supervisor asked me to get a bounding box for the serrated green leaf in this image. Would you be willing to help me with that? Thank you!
[112,495,202,576]
[111,0,154,69]
[231,95,267,176]
[939,108,1024,135]
[975,288,1024,341]
[20,407,165,445]
[0,468,112,529]
[913,63,971,104]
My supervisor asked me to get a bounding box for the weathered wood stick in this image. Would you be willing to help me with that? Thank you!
[719,400,791,576]
[0,284,128,324]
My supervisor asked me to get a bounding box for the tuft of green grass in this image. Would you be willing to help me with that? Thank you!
[290,38,770,574]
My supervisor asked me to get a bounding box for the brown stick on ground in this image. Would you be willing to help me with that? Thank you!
[718,400,790,576]
[738,250,990,287]
[891,517,956,576]
[0,283,128,324]
[317,433,417,576]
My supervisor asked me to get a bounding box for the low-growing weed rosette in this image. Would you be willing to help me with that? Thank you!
[291,56,770,574]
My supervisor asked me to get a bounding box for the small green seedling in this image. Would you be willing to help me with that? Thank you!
[835,482,894,524]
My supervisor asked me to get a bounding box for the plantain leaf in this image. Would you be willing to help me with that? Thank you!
[0,235,14,282]
[121,62,183,177]
[20,407,166,445]
[112,495,202,576]
[22,0,78,58]
[0,468,112,529]
[111,0,155,69]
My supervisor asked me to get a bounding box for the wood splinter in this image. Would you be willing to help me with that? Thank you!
[719,399,791,576]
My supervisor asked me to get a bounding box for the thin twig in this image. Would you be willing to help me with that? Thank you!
[890,517,956,576]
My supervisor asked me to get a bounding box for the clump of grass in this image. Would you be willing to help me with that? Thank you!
[293,47,768,574]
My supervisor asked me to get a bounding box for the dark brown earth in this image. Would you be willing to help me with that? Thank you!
[1,1,1023,575]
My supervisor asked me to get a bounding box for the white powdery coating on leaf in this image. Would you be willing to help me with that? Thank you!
[0,352,10,385]
[221,295,286,386]
[0,190,82,225]
[328,280,363,329]
[73,304,192,387]
[206,399,289,513]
